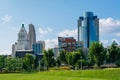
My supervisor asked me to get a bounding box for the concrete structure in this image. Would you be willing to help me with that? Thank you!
[52,47,59,58]
[12,42,17,57]
[78,12,99,48]
[28,24,36,49]
[32,41,45,55]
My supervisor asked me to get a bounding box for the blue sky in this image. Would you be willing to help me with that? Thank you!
[0,0,120,55]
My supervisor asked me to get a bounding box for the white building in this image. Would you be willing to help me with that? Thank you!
[17,24,29,50]
[12,24,29,57]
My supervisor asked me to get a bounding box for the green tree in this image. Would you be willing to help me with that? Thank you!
[66,50,85,69]
[59,50,67,64]
[22,54,35,71]
[43,49,55,70]
[89,42,105,67]
[5,57,22,72]
[55,57,61,67]
[0,55,5,71]
[66,52,73,66]
[39,58,45,71]
[107,44,119,63]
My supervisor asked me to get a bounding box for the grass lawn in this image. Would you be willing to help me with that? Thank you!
[0,68,120,80]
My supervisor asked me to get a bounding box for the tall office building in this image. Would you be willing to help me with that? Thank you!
[78,12,99,48]
[28,24,36,49]
[17,24,29,50]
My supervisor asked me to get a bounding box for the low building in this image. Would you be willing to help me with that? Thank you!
[58,37,76,52]
[15,50,34,58]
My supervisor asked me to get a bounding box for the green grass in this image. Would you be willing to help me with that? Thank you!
[0,68,120,80]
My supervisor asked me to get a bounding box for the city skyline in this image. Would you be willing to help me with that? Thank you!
[0,0,120,55]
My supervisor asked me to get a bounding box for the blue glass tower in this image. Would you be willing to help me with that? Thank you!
[78,12,99,48]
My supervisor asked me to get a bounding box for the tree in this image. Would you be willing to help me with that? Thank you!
[89,42,105,67]
[22,54,35,71]
[59,50,67,64]
[43,49,55,70]
[39,58,45,71]
[55,57,61,67]
[107,44,119,63]
[5,57,22,72]
[65,50,85,69]
[0,55,5,71]
[66,52,73,66]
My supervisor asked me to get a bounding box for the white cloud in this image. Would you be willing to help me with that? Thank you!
[44,29,77,49]
[0,50,11,55]
[45,38,58,49]
[100,17,120,36]
[39,27,53,35]
[58,29,77,39]
[1,15,12,23]
[100,40,109,45]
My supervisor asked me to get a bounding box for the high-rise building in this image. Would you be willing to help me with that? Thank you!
[28,24,36,49]
[17,24,29,50]
[12,24,31,57]
[78,12,99,48]
[32,41,45,55]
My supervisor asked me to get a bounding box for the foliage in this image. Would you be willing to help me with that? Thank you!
[39,58,45,71]
[65,49,85,69]
[115,59,120,67]
[89,42,105,67]
[5,57,22,72]
[43,49,55,69]
[59,50,67,64]
[107,44,119,63]
[55,57,61,67]
[22,54,35,71]
[0,55,5,70]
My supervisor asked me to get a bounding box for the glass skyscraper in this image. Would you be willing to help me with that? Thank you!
[78,12,99,48]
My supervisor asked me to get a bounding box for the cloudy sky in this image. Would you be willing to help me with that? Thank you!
[0,0,120,55]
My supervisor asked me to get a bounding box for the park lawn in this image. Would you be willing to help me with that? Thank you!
[0,68,120,80]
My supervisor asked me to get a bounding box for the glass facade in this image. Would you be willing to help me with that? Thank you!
[32,41,45,55]
[78,12,99,48]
